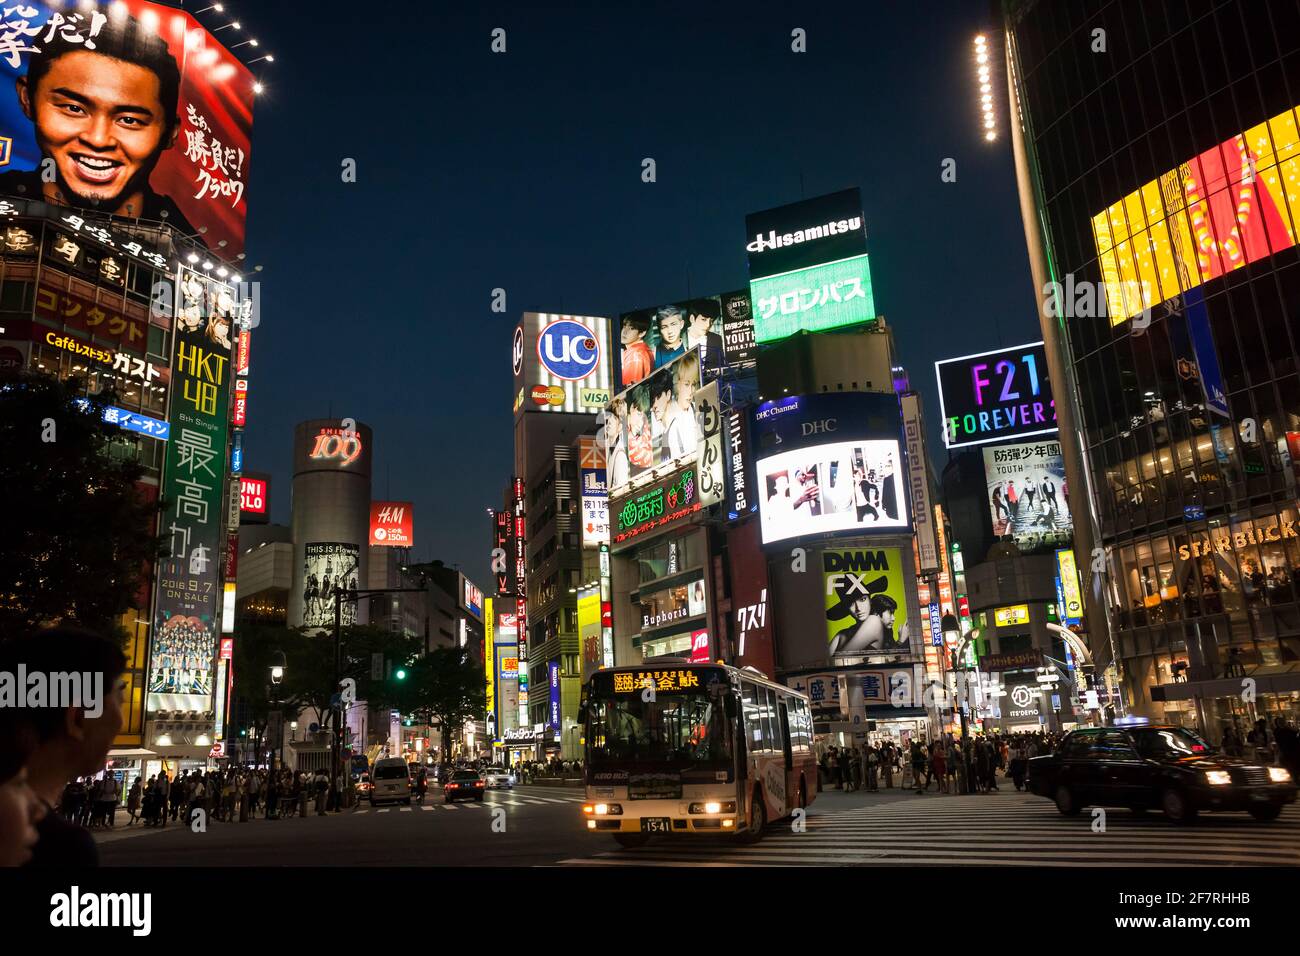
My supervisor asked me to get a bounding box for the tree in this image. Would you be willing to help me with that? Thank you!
[402,646,487,759]
[0,373,160,640]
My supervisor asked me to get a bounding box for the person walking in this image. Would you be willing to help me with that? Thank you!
[125,778,142,825]
[931,743,946,793]
[313,769,329,816]
[156,770,171,827]
[866,745,879,791]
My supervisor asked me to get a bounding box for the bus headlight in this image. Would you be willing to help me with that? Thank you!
[1204,770,1232,786]
[1269,767,1292,783]
[584,803,622,815]
[689,801,736,814]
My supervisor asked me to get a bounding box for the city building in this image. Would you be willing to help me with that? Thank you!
[1003,0,1300,736]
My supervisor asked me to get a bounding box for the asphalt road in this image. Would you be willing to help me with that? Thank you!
[94,782,1300,867]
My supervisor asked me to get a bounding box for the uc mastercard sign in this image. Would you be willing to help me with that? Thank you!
[538,319,601,380]
[514,313,612,415]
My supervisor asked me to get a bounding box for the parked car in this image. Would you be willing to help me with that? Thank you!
[1027,725,1296,823]
[482,766,516,790]
[444,769,486,802]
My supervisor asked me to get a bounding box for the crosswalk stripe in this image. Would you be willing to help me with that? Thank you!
[376,809,389,814]
[439,804,458,811]
[421,805,435,811]
[554,794,1300,866]
[400,807,412,812]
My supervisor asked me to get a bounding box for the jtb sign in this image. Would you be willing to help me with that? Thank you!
[935,341,1057,450]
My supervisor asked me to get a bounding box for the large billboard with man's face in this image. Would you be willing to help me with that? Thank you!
[753,392,908,546]
[0,2,255,257]
[616,290,752,387]
[982,439,1073,552]
[604,347,705,499]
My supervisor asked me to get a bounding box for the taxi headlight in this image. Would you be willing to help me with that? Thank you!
[1205,770,1232,786]
[1269,767,1292,783]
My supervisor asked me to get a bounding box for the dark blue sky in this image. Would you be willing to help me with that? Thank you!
[231,0,1039,586]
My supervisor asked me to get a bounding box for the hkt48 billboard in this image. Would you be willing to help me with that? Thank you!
[513,312,612,414]
[0,2,256,257]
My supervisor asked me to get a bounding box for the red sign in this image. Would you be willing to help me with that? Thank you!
[220,638,234,661]
[231,378,248,427]
[689,629,711,664]
[601,602,612,628]
[370,501,414,547]
[239,477,267,514]
[235,329,251,377]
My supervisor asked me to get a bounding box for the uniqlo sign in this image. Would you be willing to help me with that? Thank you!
[231,378,249,426]
[371,501,415,547]
[239,477,267,515]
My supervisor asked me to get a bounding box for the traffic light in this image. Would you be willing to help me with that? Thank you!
[395,668,407,681]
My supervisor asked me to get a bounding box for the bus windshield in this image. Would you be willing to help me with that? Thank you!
[586,671,733,769]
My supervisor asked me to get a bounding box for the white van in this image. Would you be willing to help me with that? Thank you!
[369,758,412,805]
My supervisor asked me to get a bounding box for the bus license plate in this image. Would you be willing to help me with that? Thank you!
[641,817,671,833]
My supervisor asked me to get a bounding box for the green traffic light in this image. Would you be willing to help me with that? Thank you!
[395,669,407,680]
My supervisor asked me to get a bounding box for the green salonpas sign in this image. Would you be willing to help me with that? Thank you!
[749,253,877,343]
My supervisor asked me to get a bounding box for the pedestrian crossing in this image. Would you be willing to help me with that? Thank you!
[554,792,1300,867]
[349,787,589,814]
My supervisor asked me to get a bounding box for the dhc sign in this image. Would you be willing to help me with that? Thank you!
[538,319,600,381]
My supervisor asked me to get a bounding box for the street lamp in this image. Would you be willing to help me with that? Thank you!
[269,650,286,774]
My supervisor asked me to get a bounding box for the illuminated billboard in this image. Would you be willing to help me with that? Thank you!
[749,254,877,344]
[513,312,613,414]
[823,548,911,658]
[370,501,414,547]
[0,2,256,258]
[744,188,868,280]
[616,290,750,387]
[1093,105,1300,324]
[302,543,360,629]
[611,465,701,545]
[579,435,608,548]
[604,347,704,499]
[239,476,267,516]
[935,341,1057,450]
[148,276,233,714]
[752,392,908,546]
[982,439,1073,552]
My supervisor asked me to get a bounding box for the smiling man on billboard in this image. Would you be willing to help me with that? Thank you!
[0,12,197,234]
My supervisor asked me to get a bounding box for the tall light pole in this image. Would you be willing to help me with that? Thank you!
[269,650,285,776]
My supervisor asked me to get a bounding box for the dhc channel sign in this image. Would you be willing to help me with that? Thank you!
[538,319,601,381]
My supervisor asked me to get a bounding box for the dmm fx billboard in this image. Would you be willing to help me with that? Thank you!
[936,341,1057,450]
[513,312,612,414]
[0,1,256,258]
[753,392,908,546]
[823,549,911,660]
[148,275,233,713]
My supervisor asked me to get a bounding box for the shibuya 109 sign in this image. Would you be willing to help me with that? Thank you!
[935,341,1057,450]
[612,467,700,544]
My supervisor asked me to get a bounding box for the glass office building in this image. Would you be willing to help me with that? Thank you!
[1004,0,1300,738]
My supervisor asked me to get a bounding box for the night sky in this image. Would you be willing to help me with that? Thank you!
[232,0,1039,587]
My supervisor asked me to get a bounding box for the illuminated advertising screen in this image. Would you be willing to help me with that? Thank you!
[34,277,150,355]
[513,312,613,414]
[147,273,233,714]
[369,501,414,547]
[615,290,750,387]
[1093,104,1300,325]
[935,341,1057,450]
[753,392,908,546]
[993,605,1030,627]
[548,661,561,740]
[982,438,1073,552]
[724,404,756,521]
[302,543,360,629]
[462,577,483,619]
[900,393,939,572]
[749,254,877,344]
[578,589,601,680]
[695,380,725,508]
[744,188,868,280]
[238,474,267,518]
[823,548,912,658]
[604,347,704,499]
[579,434,608,547]
[494,609,518,645]
[0,2,255,257]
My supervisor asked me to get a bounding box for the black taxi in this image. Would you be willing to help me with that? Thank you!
[1027,725,1296,823]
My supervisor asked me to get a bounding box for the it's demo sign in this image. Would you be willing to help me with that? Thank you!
[935,341,1057,450]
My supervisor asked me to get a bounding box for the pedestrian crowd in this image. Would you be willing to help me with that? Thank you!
[818,732,1068,795]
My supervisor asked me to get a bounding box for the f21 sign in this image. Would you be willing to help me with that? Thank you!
[935,341,1057,450]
